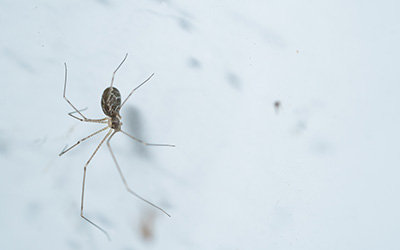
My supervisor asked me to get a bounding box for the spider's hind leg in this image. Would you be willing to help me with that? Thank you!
[106,131,171,217]
[80,129,113,241]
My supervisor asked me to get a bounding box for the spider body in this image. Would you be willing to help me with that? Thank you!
[102,87,123,131]
[101,87,121,118]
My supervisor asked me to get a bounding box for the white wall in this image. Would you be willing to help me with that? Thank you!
[0,0,399,249]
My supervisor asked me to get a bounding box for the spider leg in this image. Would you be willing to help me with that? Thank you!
[81,129,113,241]
[68,107,88,115]
[120,130,175,147]
[63,63,109,123]
[68,113,108,123]
[110,53,128,88]
[120,73,155,109]
[107,131,171,217]
[59,126,109,156]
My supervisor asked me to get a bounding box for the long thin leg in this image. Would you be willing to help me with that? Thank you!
[120,130,175,147]
[110,53,128,88]
[59,126,109,156]
[63,63,109,123]
[120,73,155,109]
[68,113,108,123]
[68,107,88,115]
[107,131,171,217]
[67,107,108,123]
[81,129,113,241]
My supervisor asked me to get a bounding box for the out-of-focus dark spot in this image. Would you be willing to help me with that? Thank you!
[95,0,110,5]
[33,136,47,146]
[149,0,170,3]
[226,72,241,89]
[187,57,201,68]
[4,49,35,73]
[178,17,192,31]
[25,201,41,221]
[311,140,331,154]
[66,240,82,250]
[230,12,286,48]
[274,101,281,114]
[143,8,192,32]
[292,120,307,135]
[0,136,8,154]
[124,106,151,160]
[139,211,156,241]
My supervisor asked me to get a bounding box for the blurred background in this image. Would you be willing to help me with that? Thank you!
[0,0,399,249]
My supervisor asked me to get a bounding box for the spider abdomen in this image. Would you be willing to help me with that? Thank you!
[101,87,121,117]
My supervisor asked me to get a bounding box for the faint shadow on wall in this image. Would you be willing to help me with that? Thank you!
[187,57,201,69]
[123,106,152,160]
[144,8,194,32]
[4,49,35,73]
[0,133,8,155]
[226,71,242,90]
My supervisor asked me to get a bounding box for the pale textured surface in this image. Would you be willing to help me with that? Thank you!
[1,0,400,249]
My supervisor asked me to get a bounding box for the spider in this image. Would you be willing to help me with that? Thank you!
[60,54,174,240]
